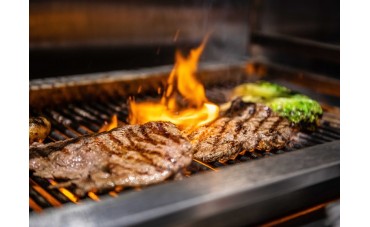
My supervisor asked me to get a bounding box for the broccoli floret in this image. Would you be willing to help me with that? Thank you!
[266,94,323,124]
[233,81,323,125]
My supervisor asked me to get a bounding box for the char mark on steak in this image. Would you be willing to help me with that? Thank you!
[187,98,295,163]
[29,121,193,196]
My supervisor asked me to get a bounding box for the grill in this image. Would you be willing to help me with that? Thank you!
[29,60,339,226]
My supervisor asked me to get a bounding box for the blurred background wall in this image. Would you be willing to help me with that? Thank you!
[30,0,339,79]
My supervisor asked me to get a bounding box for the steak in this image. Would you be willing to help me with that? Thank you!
[187,98,295,163]
[29,121,193,196]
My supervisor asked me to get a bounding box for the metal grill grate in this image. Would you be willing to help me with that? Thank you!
[29,87,340,213]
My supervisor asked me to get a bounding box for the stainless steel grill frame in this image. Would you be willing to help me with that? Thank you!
[29,60,340,226]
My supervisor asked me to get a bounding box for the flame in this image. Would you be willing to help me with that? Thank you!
[98,115,118,132]
[129,36,219,131]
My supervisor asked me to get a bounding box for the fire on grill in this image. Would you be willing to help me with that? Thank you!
[29,56,339,227]
[28,1,339,225]
[128,35,219,131]
[27,29,341,227]
[29,35,314,196]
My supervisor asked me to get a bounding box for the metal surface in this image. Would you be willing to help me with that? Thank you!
[250,32,340,63]
[30,141,339,227]
[29,60,339,108]
[29,60,340,226]
[28,108,339,214]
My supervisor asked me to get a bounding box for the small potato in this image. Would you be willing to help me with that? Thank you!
[29,116,51,145]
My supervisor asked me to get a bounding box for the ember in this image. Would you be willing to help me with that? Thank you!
[129,36,219,131]
[98,114,118,132]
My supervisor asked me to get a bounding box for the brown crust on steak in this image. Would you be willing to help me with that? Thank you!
[187,99,295,163]
[29,121,193,196]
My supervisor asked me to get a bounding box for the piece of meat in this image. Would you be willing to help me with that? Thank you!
[29,116,51,145]
[187,98,295,163]
[29,121,193,196]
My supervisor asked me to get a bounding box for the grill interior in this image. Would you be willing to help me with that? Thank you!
[29,60,340,215]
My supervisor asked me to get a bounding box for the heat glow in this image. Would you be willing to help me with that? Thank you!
[129,36,219,131]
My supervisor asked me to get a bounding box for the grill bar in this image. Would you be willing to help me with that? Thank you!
[30,179,62,208]
[30,99,340,213]
[89,103,116,119]
[30,141,339,227]
[54,108,95,134]
[80,104,111,123]
[87,192,101,201]
[48,180,79,204]
[68,105,105,128]
[30,187,52,209]
[30,121,339,213]
[29,198,43,213]
[32,177,71,204]
[29,61,339,225]
[48,130,68,141]
[42,110,80,138]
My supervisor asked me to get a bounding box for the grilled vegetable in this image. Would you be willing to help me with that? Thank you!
[232,81,323,125]
[266,94,323,124]
[233,81,291,100]
[29,117,51,145]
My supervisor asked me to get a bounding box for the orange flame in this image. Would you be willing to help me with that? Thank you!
[129,36,219,131]
[98,115,118,132]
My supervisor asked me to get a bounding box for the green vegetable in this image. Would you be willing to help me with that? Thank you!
[232,81,323,125]
[265,94,323,124]
[233,81,291,99]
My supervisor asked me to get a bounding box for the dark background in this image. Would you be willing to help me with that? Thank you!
[30,0,339,79]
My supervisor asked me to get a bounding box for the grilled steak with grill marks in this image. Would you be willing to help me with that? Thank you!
[187,98,295,163]
[29,121,193,196]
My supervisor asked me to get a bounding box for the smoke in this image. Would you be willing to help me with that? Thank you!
[168,1,249,64]
[196,0,250,63]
